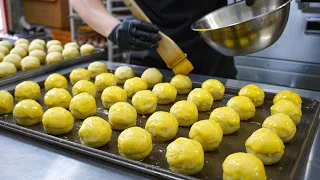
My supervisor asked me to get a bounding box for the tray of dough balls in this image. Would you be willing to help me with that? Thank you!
[0,62,319,180]
[0,38,104,86]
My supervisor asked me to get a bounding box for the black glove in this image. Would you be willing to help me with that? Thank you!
[108,19,162,50]
[246,0,254,6]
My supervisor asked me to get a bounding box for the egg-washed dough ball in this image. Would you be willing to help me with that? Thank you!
[0,62,17,78]
[114,66,135,84]
[0,52,4,62]
[78,116,112,148]
[170,100,198,127]
[132,90,158,115]
[31,39,45,47]
[28,43,44,53]
[166,137,204,175]
[44,73,68,91]
[21,56,40,72]
[80,44,95,56]
[44,88,72,109]
[152,83,177,104]
[0,45,9,55]
[95,73,117,92]
[42,107,74,135]
[101,86,127,109]
[141,68,163,88]
[48,45,63,54]
[227,96,256,120]
[189,120,223,152]
[13,99,44,126]
[14,81,41,101]
[270,99,302,126]
[46,40,62,49]
[72,80,97,97]
[69,68,92,85]
[46,52,63,65]
[0,90,14,115]
[118,127,152,160]
[64,42,79,49]
[29,49,46,64]
[262,113,296,143]
[0,40,13,50]
[108,102,137,130]
[3,54,22,69]
[69,92,96,119]
[222,152,266,180]
[10,47,27,58]
[62,47,80,60]
[145,111,179,142]
[245,128,285,165]
[88,61,108,79]
[15,38,29,45]
[187,88,213,111]
[14,43,28,52]
[273,90,302,108]
[209,107,240,135]
[124,77,148,97]
[239,84,265,107]
[170,75,192,95]
[201,79,225,100]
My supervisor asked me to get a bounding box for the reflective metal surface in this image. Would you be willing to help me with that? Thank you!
[191,0,291,56]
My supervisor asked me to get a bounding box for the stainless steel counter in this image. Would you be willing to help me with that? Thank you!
[1,61,319,180]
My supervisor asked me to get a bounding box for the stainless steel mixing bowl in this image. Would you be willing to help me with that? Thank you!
[191,0,292,56]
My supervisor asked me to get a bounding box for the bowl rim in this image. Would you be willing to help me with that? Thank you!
[191,0,292,32]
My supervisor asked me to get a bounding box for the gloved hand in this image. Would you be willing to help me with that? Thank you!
[108,19,162,50]
[246,0,254,6]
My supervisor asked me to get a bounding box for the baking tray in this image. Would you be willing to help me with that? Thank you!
[0,48,105,87]
[0,67,319,180]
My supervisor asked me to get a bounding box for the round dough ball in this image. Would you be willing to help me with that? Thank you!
[222,152,266,180]
[72,80,96,97]
[13,99,44,126]
[124,77,148,97]
[42,107,74,135]
[0,52,4,62]
[145,111,179,142]
[0,90,14,115]
[44,73,68,91]
[14,81,41,101]
[101,86,127,109]
[80,44,95,56]
[29,49,46,64]
[48,45,63,53]
[14,43,28,52]
[201,79,225,100]
[44,88,72,109]
[239,84,265,107]
[166,137,204,175]
[170,75,192,95]
[88,61,108,78]
[114,66,135,84]
[170,100,198,127]
[227,96,256,120]
[0,40,13,50]
[46,52,63,65]
[64,42,79,49]
[69,68,92,85]
[187,88,213,111]
[209,107,240,135]
[189,120,223,151]
[28,43,44,53]
[15,38,29,45]
[62,47,80,60]
[273,90,302,108]
[78,116,112,148]
[31,39,45,47]
[108,102,137,130]
[0,62,17,78]
[21,56,40,71]
[118,127,152,161]
[10,47,27,58]
[132,90,158,115]
[262,113,296,143]
[46,40,62,49]
[0,45,9,55]
[69,92,96,119]
[95,73,117,92]
[270,99,302,125]
[152,83,177,104]
[3,54,22,69]
[141,68,163,88]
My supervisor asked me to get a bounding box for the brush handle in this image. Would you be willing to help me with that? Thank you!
[123,0,152,23]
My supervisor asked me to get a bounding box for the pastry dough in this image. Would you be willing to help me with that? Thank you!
[145,111,179,142]
[48,45,63,53]
[270,99,302,125]
[14,43,28,52]
[15,38,29,45]
[170,75,192,95]
[132,90,157,115]
[227,96,256,120]
[88,61,108,78]
[28,43,44,53]
[239,84,265,107]
[245,128,285,165]
[13,99,44,126]
[108,102,137,130]
[0,62,17,78]
[64,42,79,49]
[0,90,14,115]
[152,83,177,104]
[31,39,45,47]
[187,88,213,111]
[14,81,41,101]
[101,86,127,109]
[42,107,74,135]
[44,88,72,109]
[165,137,204,175]
[21,56,40,71]
[46,52,63,65]
[69,68,92,85]
[3,54,22,69]
[0,45,9,55]
[78,116,112,148]
[29,49,46,64]
[72,80,97,97]
[0,52,4,62]
[69,92,97,119]
[44,73,68,91]
[123,77,148,97]
[95,73,117,92]
[0,40,13,50]
[118,127,152,161]
[46,40,62,49]
[114,66,135,84]
[170,100,198,127]
[10,47,27,58]
[62,47,80,60]
[273,90,302,108]
[201,79,225,100]
[209,107,240,135]
[141,68,163,88]
[80,44,95,56]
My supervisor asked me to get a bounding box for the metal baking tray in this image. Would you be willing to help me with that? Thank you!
[0,67,319,180]
[0,48,105,87]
